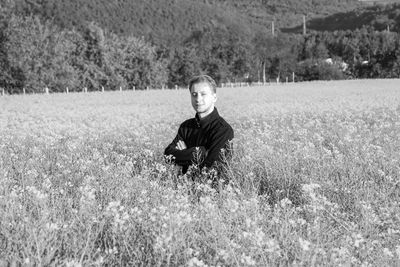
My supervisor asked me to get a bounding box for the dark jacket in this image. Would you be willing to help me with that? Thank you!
[164,107,234,173]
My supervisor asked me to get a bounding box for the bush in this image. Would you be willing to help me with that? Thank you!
[296,59,346,81]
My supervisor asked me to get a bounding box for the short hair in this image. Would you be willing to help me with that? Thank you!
[188,75,217,94]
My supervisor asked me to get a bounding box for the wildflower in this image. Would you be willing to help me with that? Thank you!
[280,198,292,208]
[105,247,118,255]
[265,238,280,254]
[65,260,82,267]
[42,177,52,190]
[245,218,253,228]
[124,161,134,171]
[382,247,393,258]
[26,186,48,201]
[377,169,385,177]
[79,184,96,207]
[106,201,121,212]
[186,248,194,256]
[298,237,311,251]
[297,218,307,226]
[226,198,239,213]
[155,162,166,173]
[395,245,400,260]
[302,183,320,195]
[45,222,59,231]
[187,257,207,267]
[353,233,365,248]
[240,254,256,266]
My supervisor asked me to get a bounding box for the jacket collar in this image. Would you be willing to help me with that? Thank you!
[195,107,219,128]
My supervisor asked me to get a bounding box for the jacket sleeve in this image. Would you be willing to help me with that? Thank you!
[164,125,207,166]
[203,125,234,168]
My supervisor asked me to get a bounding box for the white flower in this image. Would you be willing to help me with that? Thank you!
[302,183,320,194]
[265,239,280,254]
[280,198,292,208]
[395,245,400,260]
[382,247,393,258]
[45,222,59,231]
[187,257,207,267]
[299,237,311,251]
[241,254,256,266]
[353,233,365,248]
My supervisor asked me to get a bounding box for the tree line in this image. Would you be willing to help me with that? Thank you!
[1,13,400,93]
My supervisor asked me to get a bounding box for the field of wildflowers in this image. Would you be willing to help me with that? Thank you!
[0,79,400,266]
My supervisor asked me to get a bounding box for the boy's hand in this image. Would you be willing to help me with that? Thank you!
[175,140,187,150]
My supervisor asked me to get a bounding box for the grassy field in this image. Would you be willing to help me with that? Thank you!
[1,79,400,266]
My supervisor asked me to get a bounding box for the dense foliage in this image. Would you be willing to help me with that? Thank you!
[11,0,362,43]
[1,81,400,265]
[1,0,400,93]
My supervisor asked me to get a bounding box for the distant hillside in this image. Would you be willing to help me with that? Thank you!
[13,0,258,45]
[210,0,363,28]
[12,0,363,45]
[283,3,400,33]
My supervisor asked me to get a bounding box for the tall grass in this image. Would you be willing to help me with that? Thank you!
[0,80,400,266]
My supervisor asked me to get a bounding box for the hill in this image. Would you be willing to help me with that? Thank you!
[209,0,363,28]
[12,0,363,45]
[283,3,400,33]
[3,0,400,92]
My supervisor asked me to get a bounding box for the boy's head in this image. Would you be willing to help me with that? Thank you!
[188,75,217,94]
[188,75,217,118]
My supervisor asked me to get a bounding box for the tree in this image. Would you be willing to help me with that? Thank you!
[253,33,300,82]
[4,14,79,93]
[104,34,168,89]
[167,47,202,88]
[0,1,28,92]
[77,22,109,91]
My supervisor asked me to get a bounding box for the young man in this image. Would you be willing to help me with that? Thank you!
[164,75,234,174]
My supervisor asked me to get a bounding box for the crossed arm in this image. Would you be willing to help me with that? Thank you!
[164,127,233,168]
[164,136,207,166]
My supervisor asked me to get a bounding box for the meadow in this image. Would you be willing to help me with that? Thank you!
[0,79,400,266]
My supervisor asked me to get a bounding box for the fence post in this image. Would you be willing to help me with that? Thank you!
[292,72,295,83]
[23,88,26,95]
[83,87,87,93]
[1,88,4,96]
[66,87,69,94]
[102,86,105,93]
[175,85,178,90]
[133,86,136,91]
[45,87,49,94]
[286,77,288,83]
[120,86,122,92]
[146,86,149,90]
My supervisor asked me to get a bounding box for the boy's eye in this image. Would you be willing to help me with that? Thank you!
[192,92,207,97]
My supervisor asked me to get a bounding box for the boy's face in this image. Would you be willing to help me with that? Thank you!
[190,82,217,118]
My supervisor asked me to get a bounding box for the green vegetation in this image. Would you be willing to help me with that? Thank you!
[1,0,400,93]
[1,80,399,265]
[284,3,400,32]
[12,0,362,43]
